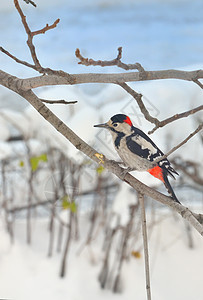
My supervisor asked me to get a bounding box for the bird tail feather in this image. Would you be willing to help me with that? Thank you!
[163,172,180,204]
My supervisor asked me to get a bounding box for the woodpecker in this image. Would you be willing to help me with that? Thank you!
[94,114,180,203]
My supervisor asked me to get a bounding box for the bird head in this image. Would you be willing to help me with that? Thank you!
[94,114,133,136]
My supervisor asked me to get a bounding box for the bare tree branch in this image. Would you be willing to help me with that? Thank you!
[40,99,78,105]
[118,82,203,134]
[0,69,201,91]
[118,82,160,127]
[193,78,203,89]
[1,3,203,88]
[75,48,203,89]
[76,47,146,74]
[14,0,43,71]
[163,124,202,159]
[32,19,60,37]
[171,158,203,186]
[149,105,203,134]
[12,0,60,74]
[153,123,203,164]
[0,46,36,70]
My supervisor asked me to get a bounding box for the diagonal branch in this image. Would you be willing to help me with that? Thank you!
[118,82,160,127]
[149,105,203,134]
[0,47,74,78]
[153,123,203,164]
[0,46,37,70]
[193,78,203,89]
[171,158,203,186]
[163,123,203,158]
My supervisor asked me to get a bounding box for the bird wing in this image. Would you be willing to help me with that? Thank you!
[126,129,163,161]
[126,128,178,178]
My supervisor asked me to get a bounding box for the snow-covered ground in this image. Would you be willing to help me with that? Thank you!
[0,0,203,299]
[0,212,203,300]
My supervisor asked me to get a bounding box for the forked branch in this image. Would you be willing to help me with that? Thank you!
[118,82,203,134]
[149,105,203,134]
[14,0,42,70]
[12,0,60,73]
[76,47,146,76]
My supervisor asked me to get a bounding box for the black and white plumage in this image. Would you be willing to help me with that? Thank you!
[94,114,180,203]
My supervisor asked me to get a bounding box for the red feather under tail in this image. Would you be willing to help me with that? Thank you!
[148,166,180,204]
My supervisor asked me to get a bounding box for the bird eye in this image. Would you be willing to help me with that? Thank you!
[113,123,118,127]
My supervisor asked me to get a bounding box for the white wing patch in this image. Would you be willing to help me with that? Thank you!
[132,135,159,155]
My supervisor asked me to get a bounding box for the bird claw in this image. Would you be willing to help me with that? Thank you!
[106,159,123,169]
[119,167,135,180]
[109,159,124,166]
[105,160,135,180]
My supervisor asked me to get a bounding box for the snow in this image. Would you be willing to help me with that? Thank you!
[111,183,137,226]
[0,141,13,159]
[0,0,203,299]
[0,213,202,300]
[0,119,10,141]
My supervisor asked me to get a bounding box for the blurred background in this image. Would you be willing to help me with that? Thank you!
[0,0,203,299]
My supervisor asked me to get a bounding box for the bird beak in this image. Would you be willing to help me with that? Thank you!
[94,122,109,129]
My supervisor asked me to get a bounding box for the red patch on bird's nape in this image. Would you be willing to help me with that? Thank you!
[124,116,132,126]
[148,166,164,183]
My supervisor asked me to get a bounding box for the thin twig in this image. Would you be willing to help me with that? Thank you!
[118,82,159,125]
[40,99,78,105]
[23,0,37,7]
[149,105,203,134]
[154,123,203,164]
[0,46,36,70]
[171,157,203,186]
[13,0,60,73]
[0,48,75,78]
[138,193,152,300]
[32,19,60,37]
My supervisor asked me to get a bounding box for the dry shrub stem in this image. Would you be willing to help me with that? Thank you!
[139,193,152,300]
